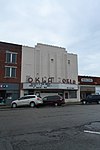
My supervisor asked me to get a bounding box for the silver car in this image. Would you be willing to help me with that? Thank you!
[11,95,43,108]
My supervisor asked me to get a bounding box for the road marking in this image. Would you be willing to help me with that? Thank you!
[84,130,100,135]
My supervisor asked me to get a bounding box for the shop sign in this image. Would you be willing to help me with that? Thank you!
[28,77,76,84]
[81,78,93,83]
[29,83,48,89]
[23,83,78,90]
[0,84,8,88]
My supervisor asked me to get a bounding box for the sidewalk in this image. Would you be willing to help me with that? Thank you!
[0,102,81,109]
[66,101,81,105]
[0,104,11,109]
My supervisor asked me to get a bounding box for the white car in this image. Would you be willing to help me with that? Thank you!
[11,95,43,108]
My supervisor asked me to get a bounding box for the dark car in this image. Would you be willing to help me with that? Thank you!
[42,95,65,106]
[81,94,100,104]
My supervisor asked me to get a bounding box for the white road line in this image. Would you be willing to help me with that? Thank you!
[84,130,100,135]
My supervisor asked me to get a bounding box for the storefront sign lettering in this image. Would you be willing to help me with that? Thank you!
[81,78,93,82]
[0,84,8,88]
[28,77,76,84]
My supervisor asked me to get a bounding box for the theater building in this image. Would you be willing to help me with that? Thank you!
[21,43,79,102]
[0,42,22,104]
[78,75,100,99]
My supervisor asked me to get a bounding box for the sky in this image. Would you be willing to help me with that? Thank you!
[0,0,100,77]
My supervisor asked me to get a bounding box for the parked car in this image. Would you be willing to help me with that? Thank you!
[42,95,65,106]
[81,94,100,104]
[11,95,43,108]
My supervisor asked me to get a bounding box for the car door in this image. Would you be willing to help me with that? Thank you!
[92,95,97,102]
[17,96,29,106]
[17,97,25,106]
[22,96,32,105]
[48,96,55,104]
[93,95,100,103]
[89,95,97,103]
[86,95,93,103]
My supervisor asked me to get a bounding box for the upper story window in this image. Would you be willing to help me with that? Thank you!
[51,58,54,62]
[6,51,17,64]
[68,60,70,64]
[5,66,17,78]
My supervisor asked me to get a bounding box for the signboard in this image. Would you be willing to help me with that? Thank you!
[27,77,76,84]
[81,78,93,83]
[23,83,78,90]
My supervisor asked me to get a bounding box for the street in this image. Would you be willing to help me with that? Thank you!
[0,104,100,150]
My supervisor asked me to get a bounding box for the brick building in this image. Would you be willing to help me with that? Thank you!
[0,41,79,104]
[78,75,100,99]
[0,42,22,104]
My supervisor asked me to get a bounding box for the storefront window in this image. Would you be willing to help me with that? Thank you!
[0,97,4,103]
[65,92,68,99]
[6,93,12,100]
[69,91,77,98]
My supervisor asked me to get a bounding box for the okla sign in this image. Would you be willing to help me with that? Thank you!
[28,77,76,84]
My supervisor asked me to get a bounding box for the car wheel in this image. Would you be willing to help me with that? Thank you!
[12,103,17,108]
[54,103,58,106]
[82,101,87,105]
[30,102,35,108]
[97,101,100,104]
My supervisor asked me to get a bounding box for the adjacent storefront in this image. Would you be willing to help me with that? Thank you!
[78,76,100,100]
[0,83,20,104]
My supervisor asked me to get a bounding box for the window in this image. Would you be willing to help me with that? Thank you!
[68,60,70,64]
[6,93,12,99]
[6,51,17,64]
[5,66,16,78]
[69,91,77,98]
[65,92,68,99]
[25,96,35,99]
[51,58,54,62]
[18,97,25,100]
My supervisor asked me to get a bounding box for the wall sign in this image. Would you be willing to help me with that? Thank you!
[23,83,78,90]
[27,77,76,84]
[81,78,93,83]
[0,84,8,88]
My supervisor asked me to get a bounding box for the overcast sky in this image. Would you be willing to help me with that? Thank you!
[0,0,100,77]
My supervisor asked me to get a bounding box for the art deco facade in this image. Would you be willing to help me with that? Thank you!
[21,43,79,102]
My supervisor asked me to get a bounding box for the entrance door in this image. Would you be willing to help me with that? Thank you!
[65,92,68,99]
[0,90,6,103]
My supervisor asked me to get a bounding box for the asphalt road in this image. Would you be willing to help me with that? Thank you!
[0,104,100,150]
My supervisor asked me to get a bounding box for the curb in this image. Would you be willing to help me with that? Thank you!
[0,102,81,109]
[0,104,11,109]
[66,102,81,105]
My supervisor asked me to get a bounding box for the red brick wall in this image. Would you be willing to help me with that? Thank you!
[0,42,22,83]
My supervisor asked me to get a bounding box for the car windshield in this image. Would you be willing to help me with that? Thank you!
[18,97,23,100]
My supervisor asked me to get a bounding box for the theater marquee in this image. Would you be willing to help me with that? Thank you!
[23,77,78,90]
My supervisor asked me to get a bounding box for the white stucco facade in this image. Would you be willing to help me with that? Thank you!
[21,43,79,102]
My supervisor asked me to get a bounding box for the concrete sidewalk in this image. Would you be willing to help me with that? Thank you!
[0,102,81,109]
[0,104,11,109]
